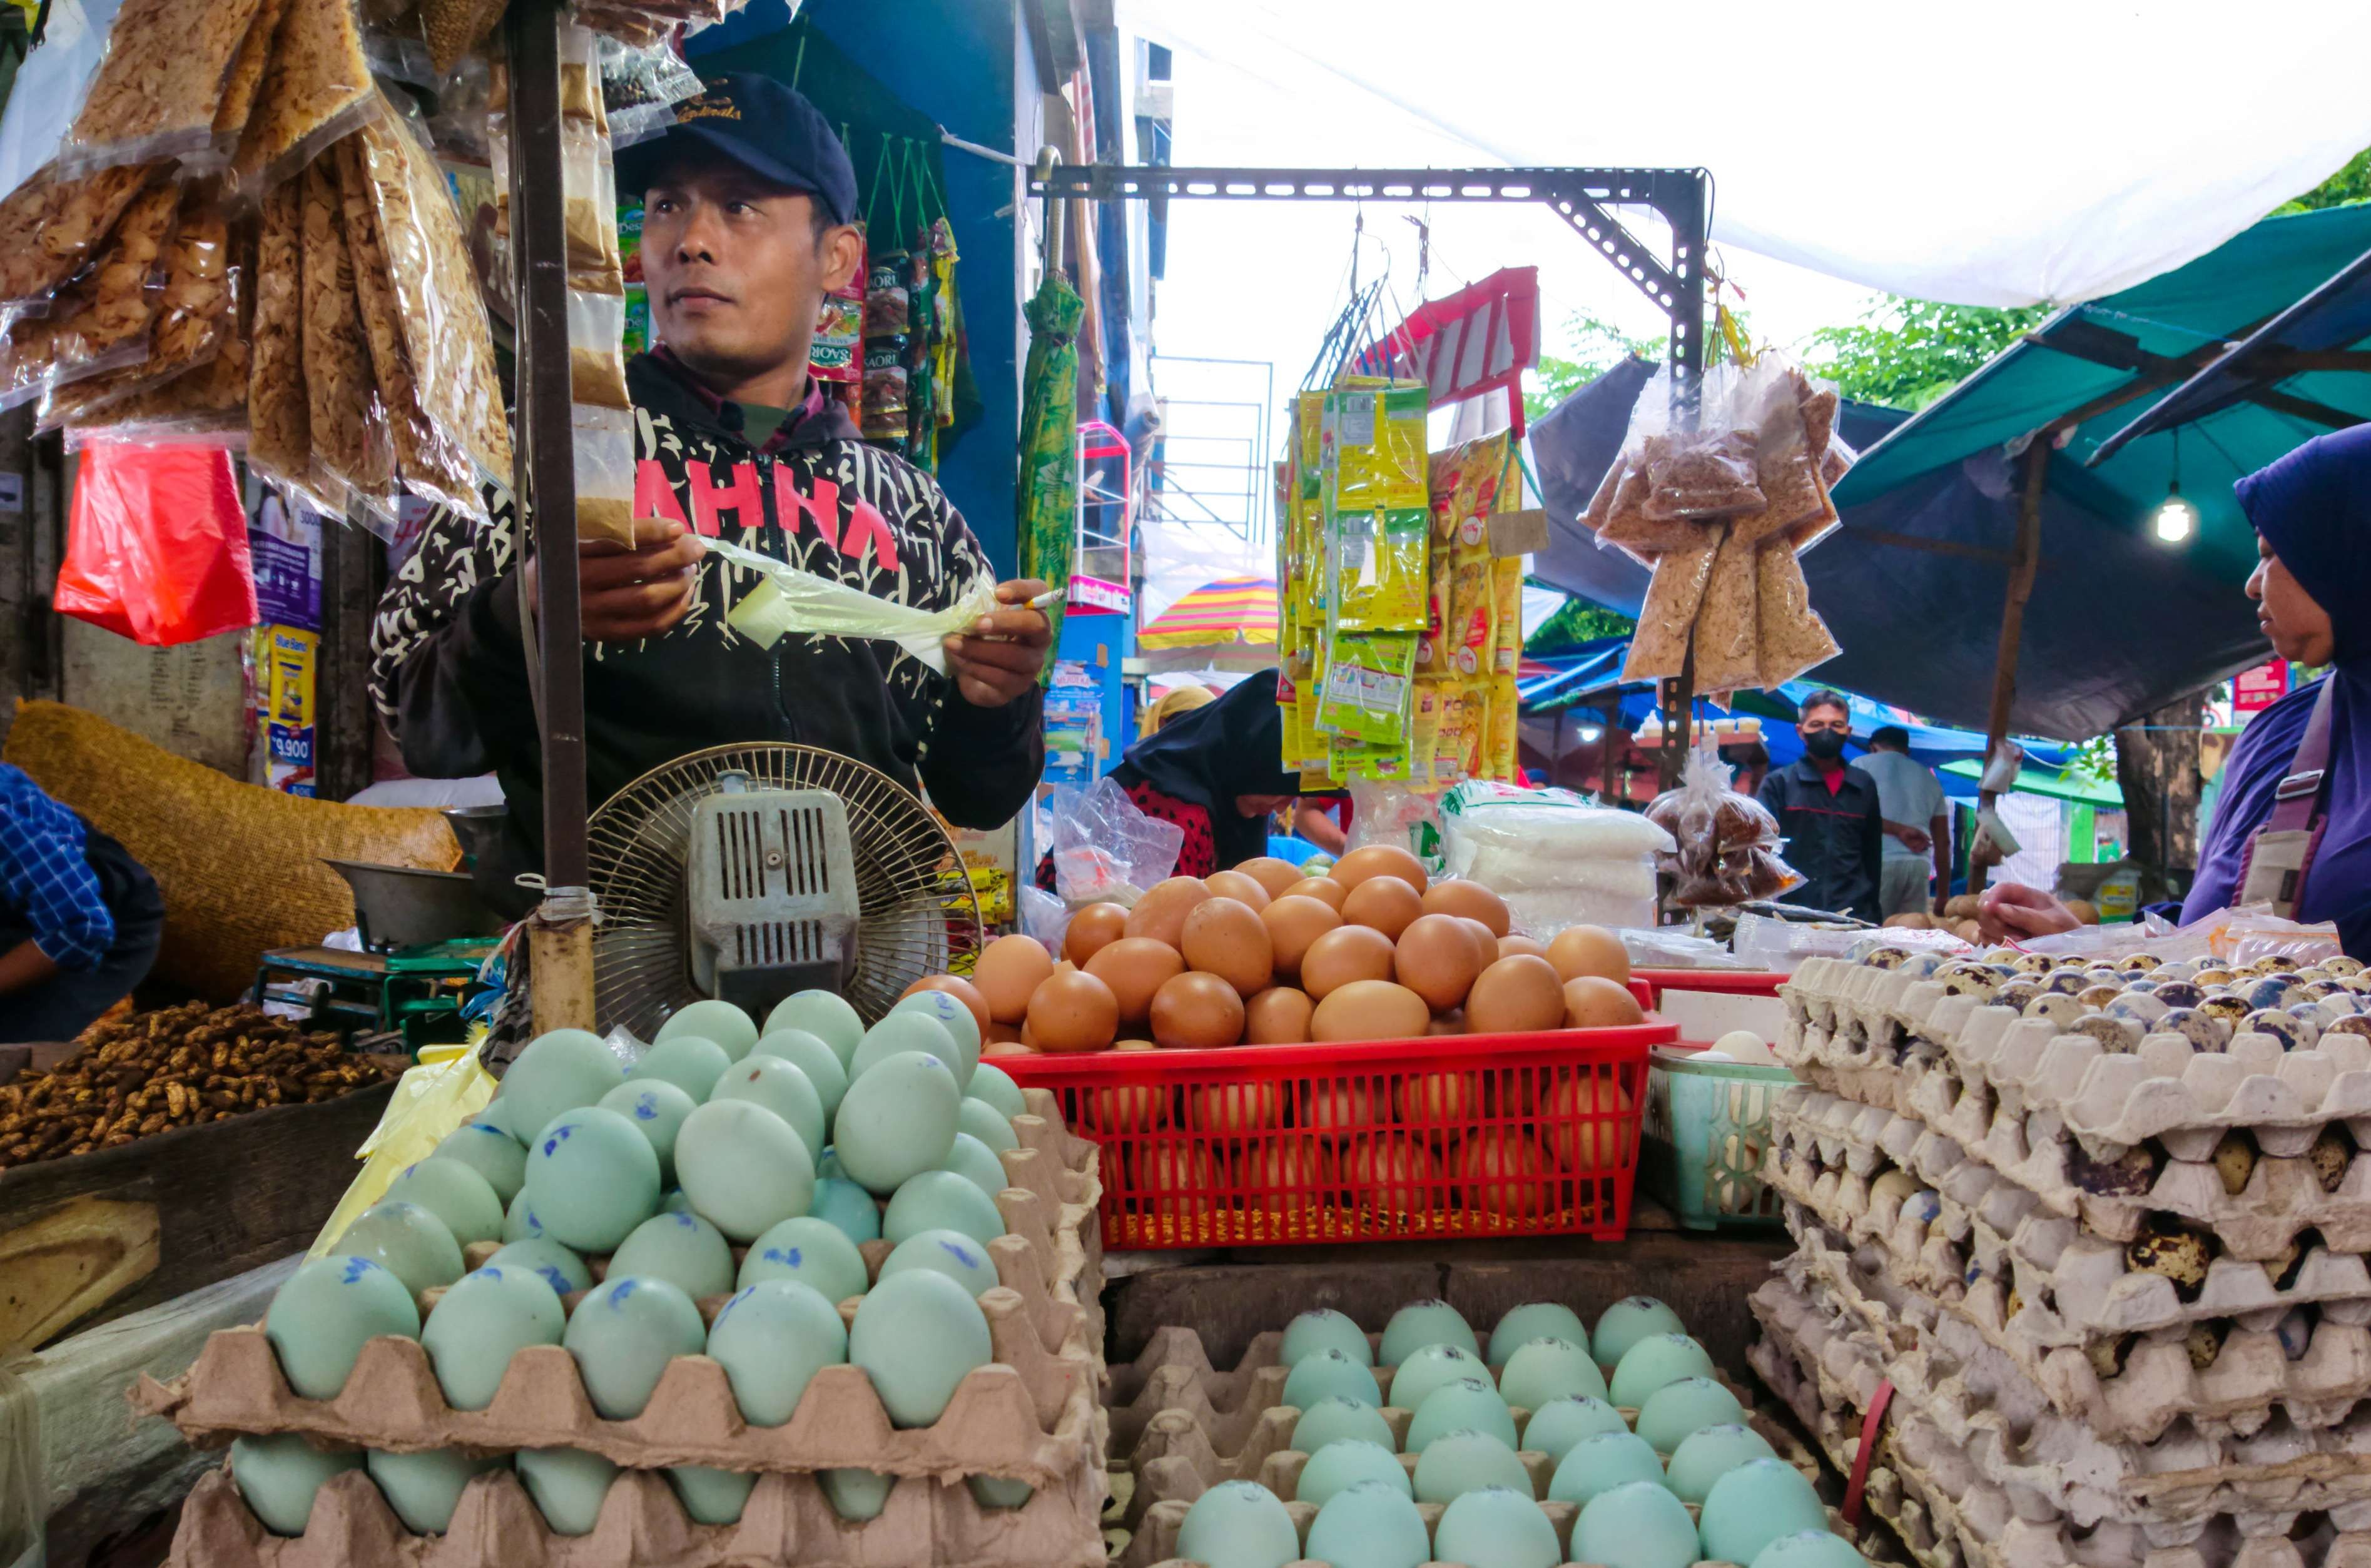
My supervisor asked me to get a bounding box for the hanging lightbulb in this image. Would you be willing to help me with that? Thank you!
[2153,480,2197,544]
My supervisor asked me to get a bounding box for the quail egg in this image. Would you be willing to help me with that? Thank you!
[2107,993,2170,1026]
[2127,1222,2213,1301]
[1897,952,1951,979]
[2185,1322,2225,1368]
[2211,1133,2258,1196]
[2246,976,2302,1011]
[2150,981,2206,1009]
[2008,953,2056,975]
[2195,968,2237,986]
[2272,1236,2310,1290]
[2076,984,2125,1009]
[2085,1334,2135,1379]
[1994,979,2044,1012]
[2123,953,2164,972]
[2156,1008,2228,1051]
[2255,954,2304,974]
[2327,957,2367,976]
[2246,1008,2318,1051]
[2038,968,2089,995]
[1858,946,1913,971]
[2025,993,2093,1026]
[2200,994,2254,1028]
[2064,1145,2151,1203]
[2069,1014,2145,1053]
[2327,1016,2371,1041]
[1937,966,2000,1002]
[2310,1128,2353,1191]
[2298,980,2350,1004]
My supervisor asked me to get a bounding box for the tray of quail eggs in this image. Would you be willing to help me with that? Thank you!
[1111,1298,1884,1568]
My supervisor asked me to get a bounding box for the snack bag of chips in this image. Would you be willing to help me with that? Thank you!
[1316,629,1418,747]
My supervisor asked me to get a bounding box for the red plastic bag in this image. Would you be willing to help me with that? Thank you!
[54,440,256,645]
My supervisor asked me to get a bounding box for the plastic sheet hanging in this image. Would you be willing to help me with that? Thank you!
[304,1038,496,1261]
[707,535,996,673]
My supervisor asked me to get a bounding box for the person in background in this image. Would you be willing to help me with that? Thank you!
[1036,669,1326,886]
[1137,682,1215,738]
[1292,799,1349,856]
[1757,690,1885,922]
[1723,741,1770,797]
[1,765,164,1043]
[1859,724,1951,919]
[1983,425,2371,954]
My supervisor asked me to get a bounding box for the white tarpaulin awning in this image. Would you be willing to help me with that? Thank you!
[1123,0,2371,308]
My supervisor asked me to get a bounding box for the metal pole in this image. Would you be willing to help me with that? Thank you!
[509,0,594,1030]
[1972,435,2050,894]
[1661,171,1710,380]
[1601,699,1622,806]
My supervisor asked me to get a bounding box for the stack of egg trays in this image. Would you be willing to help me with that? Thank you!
[1104,1325,1821,1534]
[146,1092,1115,1568]
[1754,1229,2371,1568]
[1762,1130,2371,1536]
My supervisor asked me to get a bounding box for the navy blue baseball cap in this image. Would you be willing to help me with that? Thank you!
[615,73,859,226]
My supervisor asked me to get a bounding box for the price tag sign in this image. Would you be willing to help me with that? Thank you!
[2234,659,2292,714]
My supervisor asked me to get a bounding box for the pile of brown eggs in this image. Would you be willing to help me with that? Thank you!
[903,846,1646,1059]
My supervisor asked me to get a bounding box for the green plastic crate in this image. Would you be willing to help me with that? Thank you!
[1640,1046,1794,1230]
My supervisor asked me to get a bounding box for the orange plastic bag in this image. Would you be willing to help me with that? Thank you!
[54,440,256,645]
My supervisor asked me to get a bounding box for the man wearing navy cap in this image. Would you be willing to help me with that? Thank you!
[371,76,1048,907]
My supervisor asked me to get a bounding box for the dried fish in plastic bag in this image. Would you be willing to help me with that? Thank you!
[58,0,270,175]
[250,180,308,475]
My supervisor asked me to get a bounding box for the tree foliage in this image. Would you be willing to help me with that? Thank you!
[1802,297,2052,412]
[2278,148,2371,214]
[1522,313,1667,422]
[1525,596,1637,656]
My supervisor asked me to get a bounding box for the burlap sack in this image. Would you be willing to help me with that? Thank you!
[3,701,460,1001]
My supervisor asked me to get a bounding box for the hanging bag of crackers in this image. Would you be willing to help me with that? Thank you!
[1588,350,1855,698]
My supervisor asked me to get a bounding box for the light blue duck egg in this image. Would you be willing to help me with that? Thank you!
[1282,1347,1384,1411]
[739,1215,871,1302]
[1411,1430,1530,1502]
[1175,1479,1301,1568]
[1520,1395,1630,1464]
[1281,1307,1373,1368]
[1294,1438,1410,1505]
[1291,1396,1396,1456]
[1432,1487,1563,1568]
[1486,1302,1588,1365]
[1406,1377,1517,1452]
[1666,1422,1777,1503]
[1305,1479,1431,1568]
[596,1079,698,1180]
[1572,1479,1700,1568]
[1545,1430,1665,1507]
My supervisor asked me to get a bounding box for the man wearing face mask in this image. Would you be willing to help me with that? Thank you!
[1757,690,1885,922]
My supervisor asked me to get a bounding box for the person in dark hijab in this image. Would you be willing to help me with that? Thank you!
[1982,425,2371,954]
[1035,669,1311,887]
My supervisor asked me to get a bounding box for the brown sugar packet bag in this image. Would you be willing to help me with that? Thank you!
[1645,427,1762,521]
[299,156,392,493]
[1690,522,1764,695]
[0,183,180,412]
[1620,523,1725,683]
[234,0,380,195]
[1731,363,1827,546]
[1599,440,1708,563]
[41,191,233,428]
[0,163,158,306]
[355,109,512,485]
[250,180,309,475]
[1756,542,1840,690]
[58,0,270,174]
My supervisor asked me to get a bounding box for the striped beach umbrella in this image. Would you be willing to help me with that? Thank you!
[1138,576,1279,650]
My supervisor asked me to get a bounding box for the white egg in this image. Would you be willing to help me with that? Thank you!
[706,1278,848,1425]
[562,1275,707,1418]
[1714,1029,1780,1066]
[673,1100,815,1242]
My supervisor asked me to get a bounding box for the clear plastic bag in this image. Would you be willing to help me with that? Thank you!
[297,153,393,500]
[707,535,997,673]
[1620,524,1722,682]
[247,176,310,478]
[573,401,634,546]
[1646,737,1804,909]
[1045,776,1186,908]
[41,189,235,430]
[232,0,383,196]
[0,181,180,413]
[602,34,703,146]
[568,283,632,407]
[54,0,275,176]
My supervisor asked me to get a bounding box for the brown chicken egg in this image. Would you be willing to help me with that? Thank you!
[1421,879,1511,936]
[1342,1135,1438,1212]
[1261,895,1342,978]
[1465,954,1567,1034]
[1330,843,1430,893]
[1083,1039,1165,1130]
[1564,975,1645,1028]
[1399,1070,1479,1125]
[1086,937,1186,1024]
[1149,971,1246,1049]
[1341,875,1423,940]
[1426,1011,1467,1036]
[1244,986,1316,1044]
[1547,925,1631,984]
[1135,1141,1216,1220]
[1543,1072,1633,1170]
[1062,903,1130,966]
[1189,1079,1281,1132]
[974,934,1055,1024]
[1461,1130,1553,1220]
[1282,876,1349,911]
[901,974,991,1036]
[1302,1076,1384,1132]
[1025,968,1120,1053]
[983,1039,1035,1058]
[1396,914,1487,1012]
[1125,876,1214,946]
[1497,934,1548,961]
[1248,1137,1334,1212]
[1204,869,1272,911]
[1311,979,1429,1043]
[1299,925,1398,1000]
[1180,898,1276,996]
[985,1019,1025,1045]
[1237,857,1303,900]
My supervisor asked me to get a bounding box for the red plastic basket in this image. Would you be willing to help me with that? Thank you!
[996,1023,1670,1250]
[1632,968,1785,1006]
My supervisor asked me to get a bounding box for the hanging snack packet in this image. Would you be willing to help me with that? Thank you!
[1409,680,1447,790]
[1597,447,1706,563]
[213,0,292,146]
[248,180,308,478]
[1328,501,1428,631]
[233,0,382,195]
[0,164,160,309]
[1621,524,1725,683]
[1324,381,1427,512]
[0,183,180,412]
[1485,672,1519,782]
[1689,525,1763,695]
[1490,555,1524,677]
[297,155,393,499]
[1317,630,1418,746]
[1755,545,1840,689]
[1423,681,1470,790]
[1443,500,1493,677]
[57,0,273,176]
[43,191,233,429]
[812,223,866,385]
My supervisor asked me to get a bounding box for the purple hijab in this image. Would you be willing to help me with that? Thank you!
[2181,425,2371,955]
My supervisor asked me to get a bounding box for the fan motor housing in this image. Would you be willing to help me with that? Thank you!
[686,774,861,1016]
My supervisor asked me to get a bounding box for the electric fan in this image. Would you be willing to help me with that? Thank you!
[587,743,983,1039]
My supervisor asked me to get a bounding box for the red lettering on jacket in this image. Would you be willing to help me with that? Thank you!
[779,475,842,551]
[684,460,765,536]
[840,497,898,572]
[634,458,689,530]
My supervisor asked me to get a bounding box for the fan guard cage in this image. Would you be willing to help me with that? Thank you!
[588,744,983,1038]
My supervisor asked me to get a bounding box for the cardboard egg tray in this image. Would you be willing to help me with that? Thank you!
[139,1100,1110,1489]
[1770,1090,2371,1337]
[1106,1325,1819,1532]
[1749,1272,2371,1568]
[169,1451,1109,1568]
[1117,1494,1877,1568]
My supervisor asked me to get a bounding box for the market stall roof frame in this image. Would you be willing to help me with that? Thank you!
[1027,163,1714,377]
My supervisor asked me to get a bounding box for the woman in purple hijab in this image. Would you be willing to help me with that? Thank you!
[1983,424,2371,956]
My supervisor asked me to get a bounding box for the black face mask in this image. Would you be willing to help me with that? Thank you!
[1803,730,1848,761]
